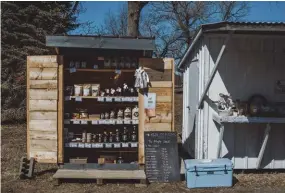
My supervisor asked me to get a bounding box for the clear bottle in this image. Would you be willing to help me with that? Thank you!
[98,134,102,143]
[109,132,114,143]
[115,129,120,142]
[131,126,137,142]
[122,127,128,142]
[103,131,108,143]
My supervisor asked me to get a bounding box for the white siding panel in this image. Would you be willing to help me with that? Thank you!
[202,35,285,169]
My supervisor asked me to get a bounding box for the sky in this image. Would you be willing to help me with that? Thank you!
[71,1,285,34]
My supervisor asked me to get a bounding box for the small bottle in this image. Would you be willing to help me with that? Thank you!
[115,129,120,142]
[132,105,139,120]
[100,113,105,119]
[105,112,110,119]
[122,127,128,142]
[131,126,137,142]
[105,88,110,96]
[111,57,117,69]
[110,88,116,96]
[116,87,122,96]
[119,57,124,69]
[124,107,132,120]
[129,87,135,96]
[103,131,108,143]
[109,132,114,143]
[117,109,124,120]
[98,134,102,143]
[117,156,124,164]
[122,83,128,96]
[110,110,116,119]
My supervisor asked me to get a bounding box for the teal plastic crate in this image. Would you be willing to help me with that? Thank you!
[184,158,233,188]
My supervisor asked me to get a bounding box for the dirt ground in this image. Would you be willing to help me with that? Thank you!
[2,92,285,193]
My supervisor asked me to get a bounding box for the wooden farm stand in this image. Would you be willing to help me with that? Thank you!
[25,35,175,184]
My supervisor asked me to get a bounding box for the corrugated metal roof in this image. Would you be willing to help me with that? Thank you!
[178,21,285,70]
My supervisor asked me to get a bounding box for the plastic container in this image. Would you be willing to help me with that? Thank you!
[184,158,233,189]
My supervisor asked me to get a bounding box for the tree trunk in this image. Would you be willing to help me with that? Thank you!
[127,2,147,37]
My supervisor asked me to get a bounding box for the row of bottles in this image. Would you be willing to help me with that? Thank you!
[67,126,137,143]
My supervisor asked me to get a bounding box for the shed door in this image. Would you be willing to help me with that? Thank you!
[27,55,63,163]
[187,60,199,155]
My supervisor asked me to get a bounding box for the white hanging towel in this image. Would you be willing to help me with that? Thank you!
[134,67,150,89]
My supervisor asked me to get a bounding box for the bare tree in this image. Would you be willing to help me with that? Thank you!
[127,1,148,36]
[103,3,128,36]
[100,1,250,60]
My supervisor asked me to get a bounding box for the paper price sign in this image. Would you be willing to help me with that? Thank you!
[91,120,98,125]
[69,68,76,73]
[78,143,85,148]
[73,120,80,124]
[81,120,88,124]
[122,143,129,148]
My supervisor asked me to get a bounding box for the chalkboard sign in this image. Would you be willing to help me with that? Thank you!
[144,131,180,182]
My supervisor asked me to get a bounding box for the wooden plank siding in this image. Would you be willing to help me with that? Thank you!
[27,55,62,164]
[138,58,174,164]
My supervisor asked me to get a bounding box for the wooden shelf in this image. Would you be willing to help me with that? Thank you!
[65,96,138,102]
[213,114,285,124]
[65,142,138,148]
[64,119,139,125]
[65,68,135,72]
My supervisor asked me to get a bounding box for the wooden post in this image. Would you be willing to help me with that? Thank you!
[216,124,225,158]
[256,123,271,169]
[138,91,145,164]
[57,57,64,163]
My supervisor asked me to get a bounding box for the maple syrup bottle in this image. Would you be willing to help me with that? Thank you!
[122,127,128,142]
[131,126,137,142]
[115,129,120,142]
[98,134,102,143]
[103,131,108,143]
[109,132,114,143]
[122,83,128,96]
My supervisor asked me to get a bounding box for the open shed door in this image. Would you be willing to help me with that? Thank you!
[27,55,63,163]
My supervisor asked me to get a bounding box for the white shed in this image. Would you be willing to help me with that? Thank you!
[178,22,285,169]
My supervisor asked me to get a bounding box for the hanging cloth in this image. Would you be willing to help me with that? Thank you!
[134,67,150,89]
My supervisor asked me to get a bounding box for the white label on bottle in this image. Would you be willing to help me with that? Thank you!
[81,120,88,124]
[116,120,123,124]
[124,120,131,124]
[91,120,98,125]
[78,143,85,148]
[105,143,112,148]
[70,68,76,73]
[113,143,121,148]
[73,120,80,124]
[64,120,71,124]
[106,97,112,102]
[65,96,71,101]
[122,143,129,148]
[85,143,92,148]
[130,142,138,148]
[75,96,82,102]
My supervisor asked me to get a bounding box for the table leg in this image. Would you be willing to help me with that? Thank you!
[217,124,225,158]
[256,123,271,169]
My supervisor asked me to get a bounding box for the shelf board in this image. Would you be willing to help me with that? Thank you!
[65,68,135,72]
[213,114,285,124]
[64,119,138,125]
[65,96,138,102]
[65,142,138,149]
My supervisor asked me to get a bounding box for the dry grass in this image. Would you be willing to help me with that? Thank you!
[1,92,285,192]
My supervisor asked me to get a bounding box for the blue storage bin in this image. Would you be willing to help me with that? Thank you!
[184,158,233,189]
